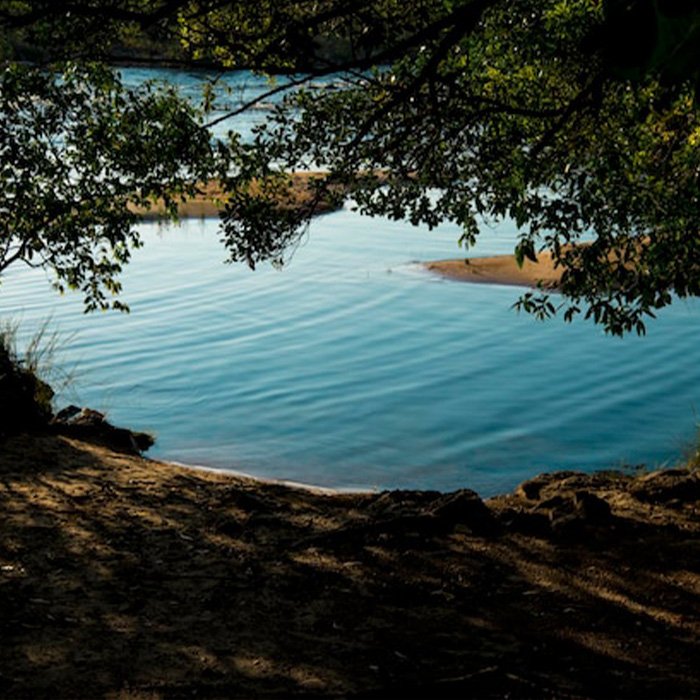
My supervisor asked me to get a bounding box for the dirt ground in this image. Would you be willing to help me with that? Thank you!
[1,432,700,698]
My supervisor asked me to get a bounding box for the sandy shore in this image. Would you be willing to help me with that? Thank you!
[130,173,341,220]
[2,431,700,698]
[424,252,562,289]
[426,252,563,289]
[426,239,653,290]
[134,184,570,296]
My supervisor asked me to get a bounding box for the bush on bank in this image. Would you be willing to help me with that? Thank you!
[0,336,54,437]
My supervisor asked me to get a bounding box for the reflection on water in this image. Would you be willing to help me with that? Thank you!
[3,207,700,496]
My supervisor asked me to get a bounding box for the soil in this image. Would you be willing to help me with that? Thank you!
[1,433,700,698]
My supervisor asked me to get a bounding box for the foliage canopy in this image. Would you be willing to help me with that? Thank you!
[0,61,217,309]
[1,0,699,333]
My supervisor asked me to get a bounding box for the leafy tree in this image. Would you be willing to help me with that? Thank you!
[0,61,218,310]
[215,0,700,335]
[1,0,699,332]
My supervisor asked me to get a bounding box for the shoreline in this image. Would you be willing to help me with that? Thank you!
[132,182,564,296]
[163,456,367,496]
[2,430,700,698]
[130,172,341,220]
[425,251,563,289]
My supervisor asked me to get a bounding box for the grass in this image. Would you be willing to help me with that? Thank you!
[0,318,75,397]
[686,426,700,471]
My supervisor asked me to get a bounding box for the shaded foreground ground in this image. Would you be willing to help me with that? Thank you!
[1,433,700,698]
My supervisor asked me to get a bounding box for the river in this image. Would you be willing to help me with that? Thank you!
[3,68,699,495]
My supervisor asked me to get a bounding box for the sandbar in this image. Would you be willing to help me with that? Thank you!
[129,172,341,220]
[426,251,563,289]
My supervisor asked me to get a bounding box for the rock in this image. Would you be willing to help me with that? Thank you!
[534,495,573,514]
[429,490,501,536]
[503,489,613,540]
[574,491,612,524]
[515,472,579,500]
[52,406,154,455]
[349,489,502,541]
[0,346,54,436]
[368,490,442,517]
[550,513,588,542]
[54,405,82,423]
[70,408,106,425]
[507,510,552,538]
[630,469,700,504]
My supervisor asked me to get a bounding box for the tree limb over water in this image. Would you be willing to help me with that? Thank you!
[1,1,700,332]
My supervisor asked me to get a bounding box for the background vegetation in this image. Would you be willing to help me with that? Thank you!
[0,0,699,336]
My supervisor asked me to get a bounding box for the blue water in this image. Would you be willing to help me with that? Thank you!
[118,66,340,143]
[3,68,700,495]
[3,206,700,496]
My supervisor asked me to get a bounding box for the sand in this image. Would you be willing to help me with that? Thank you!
[132,180,571,295]
[2,431,700,698]
[129,173,341,220]
[425,251,563,289]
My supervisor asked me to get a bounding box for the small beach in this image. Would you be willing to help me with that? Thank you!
[425,251,563,289]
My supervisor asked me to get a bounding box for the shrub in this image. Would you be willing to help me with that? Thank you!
[0,324,55,437]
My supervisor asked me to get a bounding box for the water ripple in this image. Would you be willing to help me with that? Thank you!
[3,213,700,495]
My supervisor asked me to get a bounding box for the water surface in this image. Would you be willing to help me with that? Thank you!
[4,208,699,495]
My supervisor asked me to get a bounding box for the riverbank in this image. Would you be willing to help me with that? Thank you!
[130,180,577,296]
[129,173,342,220]
[135,183,564,291]
[425,252,563,289]
[2,431,699,698]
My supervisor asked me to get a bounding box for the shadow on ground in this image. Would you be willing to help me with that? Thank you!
[1,433,699,698]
